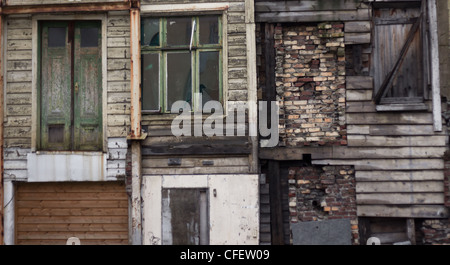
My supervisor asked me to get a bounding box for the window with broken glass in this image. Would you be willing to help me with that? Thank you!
[141,16,222,113]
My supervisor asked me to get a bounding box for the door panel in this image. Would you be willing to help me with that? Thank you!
[40,22,72,150]
[74,21,102,151]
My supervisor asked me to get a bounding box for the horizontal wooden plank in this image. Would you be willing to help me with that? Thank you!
[345,32,371,44]
[16,239,128,245]
[346,89,372,101]
[256,9,370,23]
[346,76,373,89]
[17,223,128,232]
[17,182,126,193]
[356,170,444,182]
[16,200,128,208]
[347,135,446,147]
[346,113,433,125]
[357,205,449,218]
[143,156,249,169]
[356,181,444,193]
[17,216,128,224]
[259,146,447,160]
[357,193,444,205]
[255,1,366,12]
[16,231,128,240]
[369,125,437,136]
[143,166,250,175]
[17,192,127,201]
[345,21,371,33]
[313,158,444,170]
[17,207,128,216]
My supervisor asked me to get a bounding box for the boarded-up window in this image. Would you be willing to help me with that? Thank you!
[39,21,102,151]
[373,4,429,104]
[162,189,209,245]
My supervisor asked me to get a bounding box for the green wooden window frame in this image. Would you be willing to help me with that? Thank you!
[141,16,223,113]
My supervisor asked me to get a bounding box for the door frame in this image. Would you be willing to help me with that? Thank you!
[31,14,107,152]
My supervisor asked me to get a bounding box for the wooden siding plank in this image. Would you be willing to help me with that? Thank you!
[355,170,444,182]
[346,113,433,125]
[357,205,449,218]
[347,135,446,147]
[357,193,444,205]
[356,181,444,193]
[313,159,444,170]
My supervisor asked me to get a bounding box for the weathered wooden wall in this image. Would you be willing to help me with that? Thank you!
[3,11,131,182]
[140,0,256,175]
[256,0,449,235]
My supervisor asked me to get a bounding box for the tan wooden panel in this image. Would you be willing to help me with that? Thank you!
[16,182,129,245]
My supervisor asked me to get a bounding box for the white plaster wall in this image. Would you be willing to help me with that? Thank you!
[142,174,260,245]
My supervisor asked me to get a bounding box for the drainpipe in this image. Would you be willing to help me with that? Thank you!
[129,0,143,245]
[0,1,4,246]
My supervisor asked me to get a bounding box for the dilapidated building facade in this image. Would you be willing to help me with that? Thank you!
[257,0,450,245]
[0,0,449,245]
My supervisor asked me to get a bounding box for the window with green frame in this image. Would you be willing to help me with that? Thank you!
[141,15,223,113]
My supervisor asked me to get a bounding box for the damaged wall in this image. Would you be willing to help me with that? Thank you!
[288,165,358,245]
[274,22,346,147]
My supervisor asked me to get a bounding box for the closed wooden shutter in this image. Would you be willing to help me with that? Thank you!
[16,182,129,245]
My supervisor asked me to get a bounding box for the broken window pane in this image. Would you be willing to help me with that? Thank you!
[142,53,160,111]
[80,27,99,47]
[199,16,219,45]
[141,18,160,46]
[167,52,192,110]
[199,51,220,104]
[48,27,66,47]
[167,17,192,46]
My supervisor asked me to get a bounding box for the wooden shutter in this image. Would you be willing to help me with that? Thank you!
[373,6,424,102]
[40,22,72,150]
[39,21,102,151]
[16,182,129,245]
[74,21,103,151]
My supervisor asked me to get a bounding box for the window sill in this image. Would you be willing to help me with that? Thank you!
[376,103,428,112]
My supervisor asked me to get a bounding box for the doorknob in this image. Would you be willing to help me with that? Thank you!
[75,82,79,93]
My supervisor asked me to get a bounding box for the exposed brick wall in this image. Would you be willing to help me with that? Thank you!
[419,219,450,245]
[288,165,359,244]
[275,23,347,147]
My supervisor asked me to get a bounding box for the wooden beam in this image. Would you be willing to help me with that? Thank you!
[0,12,4,246]
[268,160,284,245]
[427,0,442,131]
[129,7,141,139]
[1,2,130,14]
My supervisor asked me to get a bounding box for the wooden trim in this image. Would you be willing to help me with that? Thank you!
[0,13,3,246]
[1,2,130,15]
[140,3,230,14]
[427,0,442,131]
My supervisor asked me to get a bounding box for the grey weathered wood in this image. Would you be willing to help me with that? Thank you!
[356,181,444,193]
[355,170,444,182]
[347,135,446,147]
[357,205,448,218]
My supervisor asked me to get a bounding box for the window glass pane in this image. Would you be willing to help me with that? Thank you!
[167,52,192,110]
[80,27,99,47]
[142,53,160,111]
[167,17,192,46]
[199,16,219,45]
[199,51,220,105]
[141,18,160,46]
[48,27,66,47]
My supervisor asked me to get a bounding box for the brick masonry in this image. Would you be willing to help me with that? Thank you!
[419,219,450,245]
[274,23,347,147]
[288,165,359,245]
